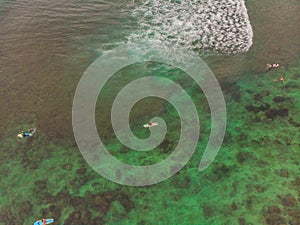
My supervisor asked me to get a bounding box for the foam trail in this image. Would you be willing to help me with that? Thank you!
[129,0,253,54]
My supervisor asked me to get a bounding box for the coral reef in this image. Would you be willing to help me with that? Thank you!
[0,63,299,224]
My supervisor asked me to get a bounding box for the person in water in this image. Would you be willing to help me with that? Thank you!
[17,128,36,139]
[33,218,53,225]
[267,63,279,70]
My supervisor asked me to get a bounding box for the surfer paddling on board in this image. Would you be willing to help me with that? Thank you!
[17,128,37,139]
[266,63,279,70]
[33,218,54,225]
[143,122,158,128]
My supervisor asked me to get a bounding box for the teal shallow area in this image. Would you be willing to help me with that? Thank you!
[1,0,300,224]
[0,61,299,225]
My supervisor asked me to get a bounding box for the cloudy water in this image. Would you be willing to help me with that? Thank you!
[0,0,299,140]
[0,0,134,140]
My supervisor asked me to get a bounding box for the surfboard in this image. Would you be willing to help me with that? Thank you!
[17,128,37,139]
[143,122,158,128]
[33,218,54,225]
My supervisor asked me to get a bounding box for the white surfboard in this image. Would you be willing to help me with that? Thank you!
[143,122,158,128]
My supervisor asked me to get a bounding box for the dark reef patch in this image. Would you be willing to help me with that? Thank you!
[263,205,285,225]
[277,194,297,207]
[0,209,17,225]
[288,118,300,127]
[245,103,270,113]
[236,151,256,164]
[265,108,289,120]
[210,163,234,181]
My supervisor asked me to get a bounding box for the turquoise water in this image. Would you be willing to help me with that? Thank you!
[0,0,299,224]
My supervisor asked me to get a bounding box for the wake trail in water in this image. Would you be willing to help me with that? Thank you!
[129,0,253,54]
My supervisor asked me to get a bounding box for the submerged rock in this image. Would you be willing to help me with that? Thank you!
[211,163,233,181]
[287,208,300,224]
[265,108,289,120]
[20,201,33,213]
[265,215,285,225]
[263,205,285,225]
[64,211,82,225]
[273,96,287,103]
[278,194,297,207]
[91,194,110,214]
[238,217,246,225]
[288,118,300,127]
[114,190,135,212]
[291,177,300,188]
[76,167,87,175]
[34,180,47,191]
[61,163,73,171]
[70,196,87,209]
[245,103,270,113]
[255,185,266,193]
[0,209,16,224]
[236,151,255,163]
[277,169,289,178]
[268,206,281,214]
[254,93,263,102]
[172,175,191,189]
[87,189,134,216]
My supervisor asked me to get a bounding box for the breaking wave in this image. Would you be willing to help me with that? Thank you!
[129,0,253,54]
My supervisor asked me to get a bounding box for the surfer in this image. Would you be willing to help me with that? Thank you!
[17,128,36,139]
[267,63,279,70]
[143,122,158,128]
[33,218,54,225]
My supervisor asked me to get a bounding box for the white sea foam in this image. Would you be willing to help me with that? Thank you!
[129,0,253,54]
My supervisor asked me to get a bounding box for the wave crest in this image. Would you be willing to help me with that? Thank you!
[129,0,253,54]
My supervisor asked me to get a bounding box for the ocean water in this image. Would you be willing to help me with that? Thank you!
[0,0,299,224]
[130,0,253,54]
